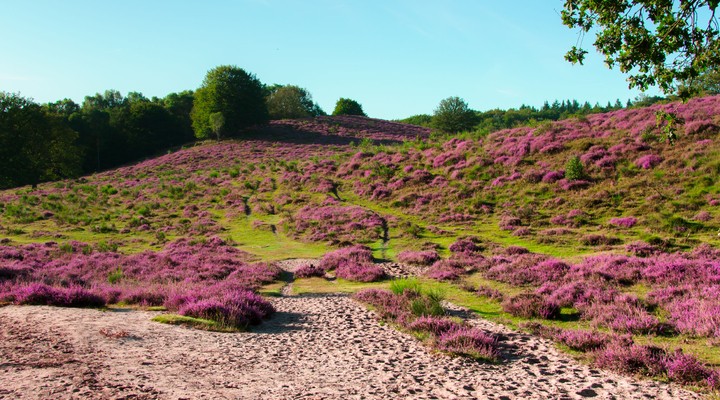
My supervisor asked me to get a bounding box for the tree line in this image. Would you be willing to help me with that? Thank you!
[0,65,367,189]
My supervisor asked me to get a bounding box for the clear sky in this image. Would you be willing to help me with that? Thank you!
[1,0,661,120]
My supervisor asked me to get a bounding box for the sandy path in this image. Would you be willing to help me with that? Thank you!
[0,292,700,400]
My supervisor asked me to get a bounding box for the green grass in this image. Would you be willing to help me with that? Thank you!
[292,277,391,295]
[151,314,242,332]
[223,215,331,261]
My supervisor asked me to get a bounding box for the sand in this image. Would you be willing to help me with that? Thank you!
[0,259,703,399]
[0,297,700,399]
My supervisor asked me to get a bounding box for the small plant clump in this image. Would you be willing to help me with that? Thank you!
[355,279,500,362]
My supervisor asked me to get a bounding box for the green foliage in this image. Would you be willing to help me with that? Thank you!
[266,85,324,119]
[107,267,124,284]
[390,277,423,295]
[397,114,432,127]
[332,98,366,116]
[431,96,476,134]
[565,155,587,181]
[562,0,720,94]
[0,92,82,189]
[191,65,268,139]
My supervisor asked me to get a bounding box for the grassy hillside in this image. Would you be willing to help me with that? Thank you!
[2,97,720,390]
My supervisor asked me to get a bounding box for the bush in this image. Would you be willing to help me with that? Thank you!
[565,155,587,180]
[332,98,366,116]
[436,327,499,361]
[431,96,476,133]
[502,293,561,319]
[294,264,325,278]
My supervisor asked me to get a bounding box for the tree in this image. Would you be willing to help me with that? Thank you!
[266,85,325,119]
[562,0,720,94]
[191,65,268,139]
[431,96,476,133]
[332,98,366,116]
[0,92,81,188]
[565,155,587,181]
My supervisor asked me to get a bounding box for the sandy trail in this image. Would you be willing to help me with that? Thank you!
[0,289,700,400]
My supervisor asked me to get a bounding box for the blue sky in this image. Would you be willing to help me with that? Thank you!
[1,0,660,120]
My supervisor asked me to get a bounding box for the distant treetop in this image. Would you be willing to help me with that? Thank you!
[332,98,366,117]
[191,65,268,140]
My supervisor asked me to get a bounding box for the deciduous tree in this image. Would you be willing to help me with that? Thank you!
[563,0,720,94]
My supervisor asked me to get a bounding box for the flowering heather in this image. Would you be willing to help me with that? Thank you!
[502,293,561,320]
[582,299,661,334]
[554,329,612,352]
[318,245,374,271]
[10,283,105,308]
[475,285,504,301]
[425,260,465,281]
[335,262,386,282]
[625,241,659,257]
[292,205,385,244]
[448,238,483,254]
[179,288,274,329]
[608,217,638,228]
[294,264,325,278]
[435,327,500,361]
[396,250,440,266]
[407,316,461,336]
[635,154,663,169]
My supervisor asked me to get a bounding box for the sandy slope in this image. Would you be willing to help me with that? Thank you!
[0,291,700,400]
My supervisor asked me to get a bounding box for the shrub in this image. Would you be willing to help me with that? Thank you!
[502,293,561,319]
[332,98,366,116]
[294,264,325,278]
[335,262,386,282]
[609,217,638,228]
[565,155,587,181]
[397,250,440,266]
[555,329,611,352]
[436,327,499,361]
[407,316,461,336]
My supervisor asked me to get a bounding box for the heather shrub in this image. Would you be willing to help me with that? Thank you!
[502,293,561,319]
[448,238,483,254]
[397,250,440,266]
[294,264,325,278]
[581,234,622,246]
[435,327,500,361]
[555,329,611,352]
[609,217,638,228]
[12,283,105,308]
[664,349,714,385]
[475,285,504,301]
[319,245,374,271]
[335,262,386,282]
[583,299,661,334]
[625,241,659,257]
[407,316,461,336]
[178,288,273,329]
[593,341,666,376]
[425,260,465,281]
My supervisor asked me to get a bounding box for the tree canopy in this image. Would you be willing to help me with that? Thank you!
[0,92,81,188]
[431,96,476,133]
[332,98,366,116]
[562,0,720,94]
[266,85,324,119]
[191,65,268,139]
